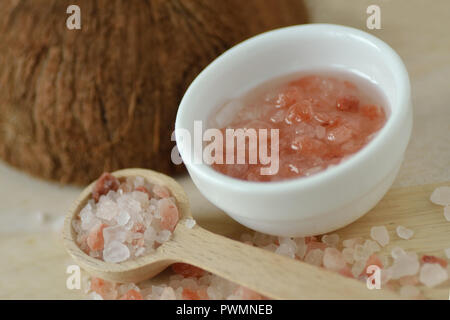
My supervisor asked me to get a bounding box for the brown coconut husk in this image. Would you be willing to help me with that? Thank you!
[0,0,308,185]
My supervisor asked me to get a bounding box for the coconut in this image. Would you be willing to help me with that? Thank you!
[0,0,307,184]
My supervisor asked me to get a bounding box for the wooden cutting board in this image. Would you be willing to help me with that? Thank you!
[1,179,449,299]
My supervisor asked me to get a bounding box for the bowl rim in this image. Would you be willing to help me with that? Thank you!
[175,23,411,195]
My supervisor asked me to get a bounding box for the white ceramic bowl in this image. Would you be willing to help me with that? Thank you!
[175,24,412,237]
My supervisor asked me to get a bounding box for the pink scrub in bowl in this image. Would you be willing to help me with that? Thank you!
[175,24,412,237]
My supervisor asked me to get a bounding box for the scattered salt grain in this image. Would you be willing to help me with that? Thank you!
[185,218,196,229]
[342,248,355,264]
[88,291,104,300]
[396,225,414,240]
[444,206,450,221]
[262,243,278,252]
[389,252,420,279]
[323,248,346,271]
[294,238,307,259]
[430,186,450,206]
[351,259,366,278]
[304,249,324,266]
[380,268,393,285]
[277,237,297,258]
[342,237,364,249]
[363,239,381,255]
[160,287,177,300]
[370,226,390,247]
[419,263,448,288]
[321,234,340,247]
[353,244,370,262]
[391,247,406,259]
[275,243,296,259]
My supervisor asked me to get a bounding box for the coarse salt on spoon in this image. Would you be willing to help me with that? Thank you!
[63,168,399,300]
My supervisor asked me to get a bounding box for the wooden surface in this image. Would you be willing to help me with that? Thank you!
[0,0,449,299]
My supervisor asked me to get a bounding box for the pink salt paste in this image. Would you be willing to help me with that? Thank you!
[211,74,387,181]
[73,173,179,263]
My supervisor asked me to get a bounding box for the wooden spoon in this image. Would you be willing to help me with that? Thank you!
[63,168,398,300]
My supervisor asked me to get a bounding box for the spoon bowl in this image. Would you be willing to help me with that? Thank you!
[63,168,399,299]
[63,168,189,283]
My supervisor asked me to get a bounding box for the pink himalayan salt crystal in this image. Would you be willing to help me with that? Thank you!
[88,292,104,300]
[275,237,297,258]
[323,248,347,271]
[304,249,324,266]
[391,246,407,259]
[103,225,127,247]
[399,285,421,298]
[342,248,355,264]
[353,244,370,262]
[396,225,414,240]
[321,234,340,247]
[294,237,307,259]
[351,259,366,278]
[90,277,118,300]
[158,198,180,232]
[370,226,390,247]
[185,218,196,229]
[96,198,120,220]
[160,287,177,300]
[430,186,450,206]
[342,237,364,249]
[148,286,177,300]
[419,263,449,288]
[103,240,130,263]
[363,240,381,255]
[388,251,420,279]
[444,206,450,221]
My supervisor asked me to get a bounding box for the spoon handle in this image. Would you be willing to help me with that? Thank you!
[165,224,398,300]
